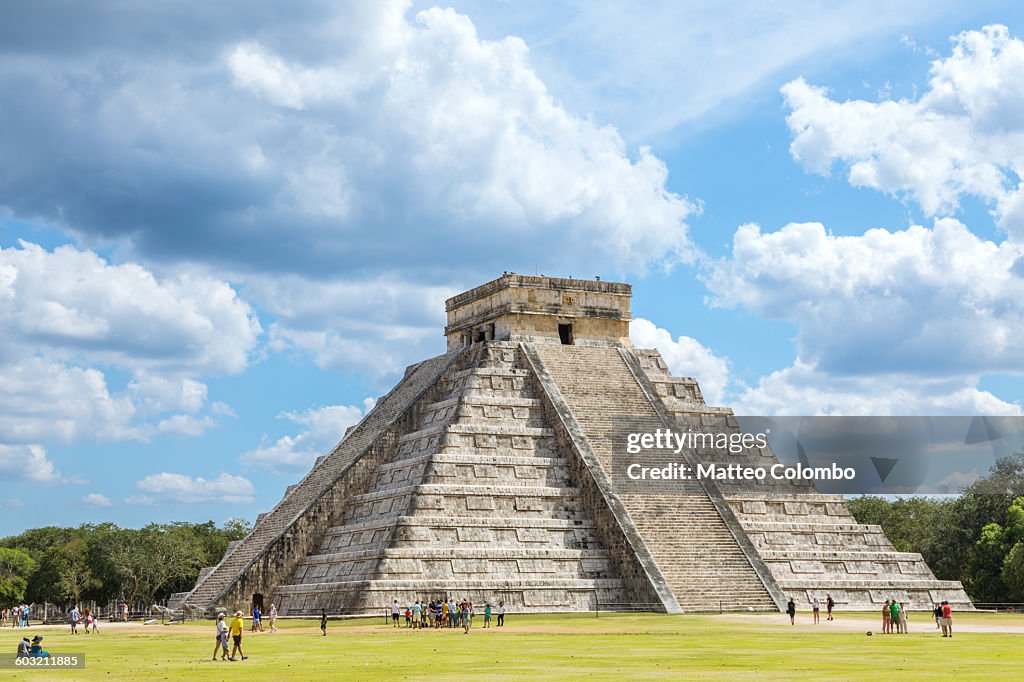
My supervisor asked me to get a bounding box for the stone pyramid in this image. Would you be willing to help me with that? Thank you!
[173,274,970,616]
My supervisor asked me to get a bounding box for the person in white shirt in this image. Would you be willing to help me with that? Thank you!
[213,614,229,661]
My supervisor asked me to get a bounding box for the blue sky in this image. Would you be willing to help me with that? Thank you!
[2,1,1024,535]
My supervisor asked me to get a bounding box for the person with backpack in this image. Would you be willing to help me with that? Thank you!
[826,594,835,621]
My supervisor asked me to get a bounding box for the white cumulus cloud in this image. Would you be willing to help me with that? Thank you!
[0,444,61,483]
[783,24,1024,237]
[130,472,256,504]
[242,399,376,474]
[82,493,112,508]
[0,241,260,448]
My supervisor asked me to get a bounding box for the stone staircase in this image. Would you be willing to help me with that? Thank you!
[269,342,629,614]
[633,348,972,610]
[173,350,463,615]
[530,344,778,612]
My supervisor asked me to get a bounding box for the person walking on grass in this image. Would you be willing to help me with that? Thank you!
[213,613,229,661]
[786,597,796,625]
[812,598,820,624]
[484,603,491,628]
[69,605,80,634]
[228,611,247,661]
[940,601,953,638]
[497,601,505,627]
[268,604,278,633]
[826,594,834,621]
[933,603,942,629]
[320,610,327,636]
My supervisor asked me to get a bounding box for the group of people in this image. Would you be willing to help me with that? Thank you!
[2,603,32,627]
[68,605,99,633]
[785,594,835,624]
[249,604,278,633]
[390,598,506,632]
[881,600,909,633]
[15,635,48,658]
[933,601,954,637]
[213,611,249,661]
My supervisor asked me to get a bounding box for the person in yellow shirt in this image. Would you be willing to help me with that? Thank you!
[228,611,248,661]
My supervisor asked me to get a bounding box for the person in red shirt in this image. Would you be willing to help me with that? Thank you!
[940,601,953,637]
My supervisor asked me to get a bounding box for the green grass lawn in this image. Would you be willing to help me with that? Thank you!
[2,611,1021,680]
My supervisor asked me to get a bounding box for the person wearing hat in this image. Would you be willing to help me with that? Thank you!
[213,613,230,661]
[29,635,49,658]
[228,611,247,660]
[16,638,30,658]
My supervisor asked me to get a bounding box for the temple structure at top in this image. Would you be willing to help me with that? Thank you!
[445,274,632,349]
[172,274,971,618]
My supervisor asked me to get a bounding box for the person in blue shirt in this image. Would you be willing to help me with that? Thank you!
[29,636,49,657]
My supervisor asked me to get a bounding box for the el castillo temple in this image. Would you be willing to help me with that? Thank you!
[172,274,971,616]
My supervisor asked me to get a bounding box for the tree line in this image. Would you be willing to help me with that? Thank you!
[0,520,250,608]
[3,455,1024,608]
[848,451,1024,604]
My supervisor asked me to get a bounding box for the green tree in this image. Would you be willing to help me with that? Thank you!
[54,538,101,606]
[1001,541,1024,602]
[0,548,37,606]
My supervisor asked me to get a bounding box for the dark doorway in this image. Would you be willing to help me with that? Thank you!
[252,593,264,612]
[558,323,573,345]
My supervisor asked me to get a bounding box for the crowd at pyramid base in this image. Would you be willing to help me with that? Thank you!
[172,275,971,617]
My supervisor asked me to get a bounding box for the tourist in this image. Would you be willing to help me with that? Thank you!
[462,600,473,634]
[889,599,900,634]
[484,603,491,628]
[812,597,820,624]
[321,610,328,636]
[83,607,92,634]
[940,601,953,638]
[391,600,400,627]
[786,597,796,625]
[228,611,247,660]
[0,607,6,627]
[20,602,29,627]
[497,601,505,627]
[882,600,891,634]
[122,602,129,622]
[412,600,421,629]
[213,613,229,661]
[420,600,428,628]
[268,603,278,633]
[70,605,80,634]
[441,599,449,628]
[897,602,908,633]
[29,636,49,658]
[17,638,30,658]
[826,594,834,621]
[933,603,943,629]
[89,608,99,634]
